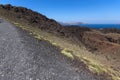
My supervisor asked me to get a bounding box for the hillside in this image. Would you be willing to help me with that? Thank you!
[0,4,120,80]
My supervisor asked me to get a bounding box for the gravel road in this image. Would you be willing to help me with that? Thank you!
[0,19,109,80]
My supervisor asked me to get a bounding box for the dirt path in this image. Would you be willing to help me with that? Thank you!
[0,19,109,80]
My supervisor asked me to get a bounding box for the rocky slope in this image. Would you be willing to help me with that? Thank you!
[1,19,110,80]
[1,4,120,52]
[0,4,120,80]
[0,4,90,42]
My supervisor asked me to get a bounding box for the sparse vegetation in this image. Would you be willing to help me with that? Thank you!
[1,4,120,80]
[34,35,42,40]
[11,21,120,80]
[61,48,74,59]
[81,57,120,80]
[81,57,107,74]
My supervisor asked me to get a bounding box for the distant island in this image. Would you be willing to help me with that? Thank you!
[60,22,120,29]
[59,22,84,26]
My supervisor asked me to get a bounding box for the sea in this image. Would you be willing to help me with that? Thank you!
[79,24,120,29]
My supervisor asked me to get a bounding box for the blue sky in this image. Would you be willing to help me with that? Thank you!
[0,0,120,24]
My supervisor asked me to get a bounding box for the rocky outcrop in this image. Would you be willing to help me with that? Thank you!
[0,4,61,33]
[0,4,91,44]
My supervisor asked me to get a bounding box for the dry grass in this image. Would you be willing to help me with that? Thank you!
[2,20,120,80]
[13,22,120,80]
[0,6,120,79]
[61,48,74,59]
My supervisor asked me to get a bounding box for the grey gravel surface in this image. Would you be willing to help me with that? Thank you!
[0,19,110,80]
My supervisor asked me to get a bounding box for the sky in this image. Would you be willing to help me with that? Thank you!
[0,0,120,24]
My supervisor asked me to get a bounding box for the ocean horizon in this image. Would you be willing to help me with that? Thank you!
[79,24,120,29]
